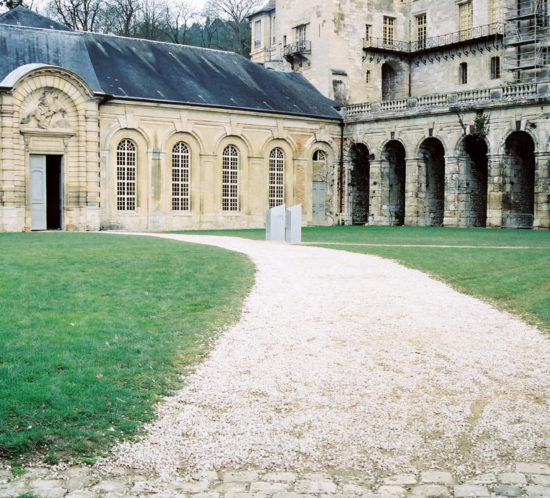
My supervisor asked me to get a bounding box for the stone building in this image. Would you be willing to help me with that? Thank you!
[0,7,341,232]
[249,0,550,228]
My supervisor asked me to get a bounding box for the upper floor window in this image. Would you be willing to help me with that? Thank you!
[222,145,239,212]
[459,1,473,40]
[490,56,501,79]
[383,16,395,45]
[416,14,426,49]
[269,148,285,208]
[296,24,307,43]
[365,24,371,42]
[254,20,261,47]
[459,62,468,84]
[172,142,190,211]
[116,139,136,211]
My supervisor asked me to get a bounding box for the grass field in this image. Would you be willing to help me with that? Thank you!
[177,226,550,332]
[0,233,254,465]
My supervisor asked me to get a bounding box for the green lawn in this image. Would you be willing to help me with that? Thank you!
[177,226,550,332]
[0,233,254,465]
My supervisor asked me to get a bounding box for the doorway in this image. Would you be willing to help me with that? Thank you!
[30,154,63,230]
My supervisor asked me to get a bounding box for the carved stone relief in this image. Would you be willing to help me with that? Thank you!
[20,88,72,130]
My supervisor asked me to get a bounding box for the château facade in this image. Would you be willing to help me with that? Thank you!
[0,8,341,232]
[249,0,550,228]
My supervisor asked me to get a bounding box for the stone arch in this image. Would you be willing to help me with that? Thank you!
[262,138,295,209]
[164,131,203,214]
[456,134,488,227]
[502,131,535,228]
[348,142,371,224]
[309,142,336,226]
[9,66,99,231]
[163,128,205,156]
[107,128,150,224]
[381,139,406,225]
[418,137,446,226]
[214,132,253,158]
[215,135,251,213]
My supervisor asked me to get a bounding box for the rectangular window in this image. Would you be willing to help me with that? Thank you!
[490,56,501,79]
[365,69,371,83]
[254,20,261,47]
[459,62,468,84]
[459,1,473,40]
[383,16,395,45]
[365,24,371,41]
[296,24,307,42]
[416,14,426,49]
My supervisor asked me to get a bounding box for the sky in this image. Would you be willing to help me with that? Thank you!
[29,0,208,16]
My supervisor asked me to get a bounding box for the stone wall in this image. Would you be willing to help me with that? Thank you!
[343,100,550,229]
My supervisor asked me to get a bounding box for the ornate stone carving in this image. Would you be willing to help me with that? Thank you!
[20,88,71,130]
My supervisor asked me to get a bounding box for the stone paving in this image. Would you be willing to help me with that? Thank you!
[1,463,550,497]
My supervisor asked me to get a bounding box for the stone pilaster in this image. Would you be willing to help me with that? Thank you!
[405,157,421,226]
[534,152,550,229]
[443,155,459,227]
[486,153,505,228]
[369,159,389,225]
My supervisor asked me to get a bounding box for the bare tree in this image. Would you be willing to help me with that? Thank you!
[204,0,261,55]
[48,0,102,31]
[102,0,140,36]
[164,1,195,44]
[135,0,167,40]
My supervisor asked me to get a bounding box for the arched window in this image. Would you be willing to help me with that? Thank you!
[172,142,190,211]
[269,147,285,208]
[222,145,239,211]
[116,139,136,211]
[313,150,327,163]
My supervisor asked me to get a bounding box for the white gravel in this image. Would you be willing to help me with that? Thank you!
[100,234,550,479]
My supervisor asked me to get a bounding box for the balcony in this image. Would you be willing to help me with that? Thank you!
[283,40,311,62]
[363,37,410,53]
[363,23,504,55]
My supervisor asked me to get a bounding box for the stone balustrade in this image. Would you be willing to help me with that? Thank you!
[343,81,548,121]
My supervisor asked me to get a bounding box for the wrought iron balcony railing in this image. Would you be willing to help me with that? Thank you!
[363,22,504,54]
[283,40,312,57]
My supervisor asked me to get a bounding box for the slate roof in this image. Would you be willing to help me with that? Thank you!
[0,6,71,31]
[0,8,341,120]
[247,0,276,18]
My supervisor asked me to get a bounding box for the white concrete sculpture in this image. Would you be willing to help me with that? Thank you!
[285,204,302,244]
[266,204,286,242]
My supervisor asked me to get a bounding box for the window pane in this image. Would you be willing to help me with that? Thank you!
[116,139,136,211]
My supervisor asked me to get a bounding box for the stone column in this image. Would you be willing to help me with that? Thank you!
[405,156,421,226]
[443,155,459,227]
[486,153,506,228]
[341,156,352,225]
[534,151,550,229]
[369,159,389,225]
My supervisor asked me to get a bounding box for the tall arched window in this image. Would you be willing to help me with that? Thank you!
[172,142,190,211]
[116,139,136,211]
[269,147,285,208]
[222,145,239,211]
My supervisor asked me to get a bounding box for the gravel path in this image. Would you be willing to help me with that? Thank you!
[101,234,550,480]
